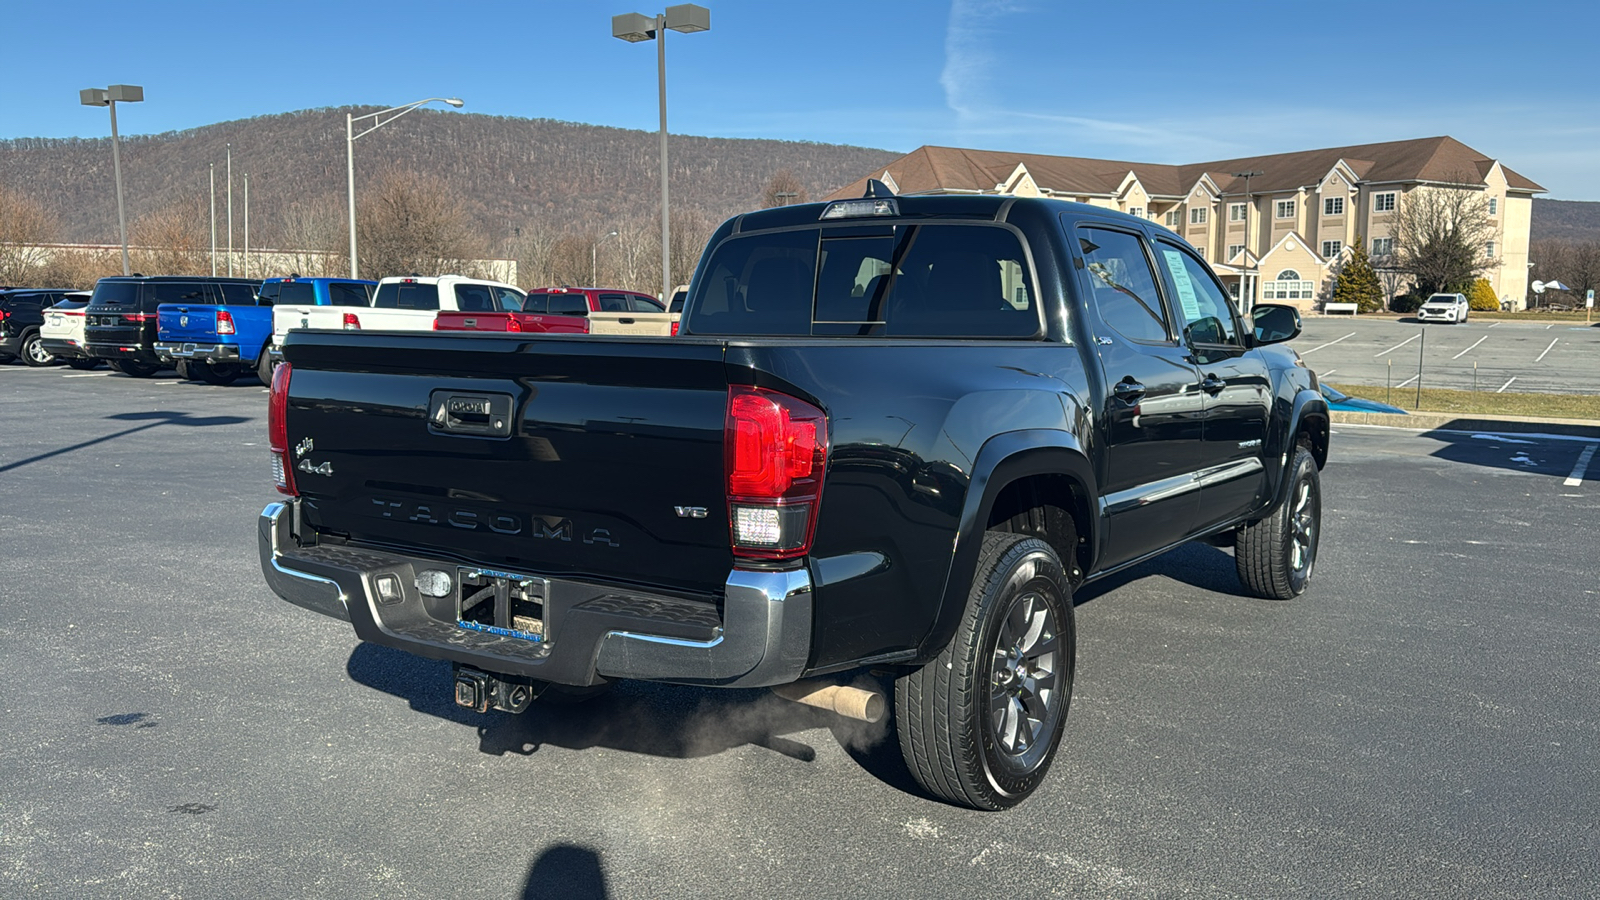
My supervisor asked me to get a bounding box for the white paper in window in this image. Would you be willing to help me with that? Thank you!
[1161,249,1203,320]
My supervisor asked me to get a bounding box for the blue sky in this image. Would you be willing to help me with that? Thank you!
[5,0,1597,199]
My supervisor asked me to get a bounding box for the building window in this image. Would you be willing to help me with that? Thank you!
[1228,282,1240,299]
[1324,197,1344,216]
[1190,207,1208,225]
[1229,203,1246,222]
[1374,192,1396,212]
[1371,237,1394,256]
[1264,269,1314,301]
[1227,243,1245,261]
[1321,240,1342,258]
[1275,199,1295,219]
[1127,206,1144,219]
[1488,197,1498,216]
[1486,241,1496,259]
[1166,210,1183,228]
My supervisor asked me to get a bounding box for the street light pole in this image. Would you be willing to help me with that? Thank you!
[345,97,465,279]
[1233,170,1263,311]
[593,229,619,286]
[209,163,217,276]
[227,143,233,277]
[613,5,711,299]
[243,173,250,279]
[79,85,143,276]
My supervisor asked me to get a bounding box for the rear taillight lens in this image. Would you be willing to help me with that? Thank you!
[268,362,297,496]
[216,309,236,335]
[671,321,680,336]
[725,386,828,560]
[342,312,360,330]
[506,316,522,332]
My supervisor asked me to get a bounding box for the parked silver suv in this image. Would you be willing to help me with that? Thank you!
[1417,292,1469,324]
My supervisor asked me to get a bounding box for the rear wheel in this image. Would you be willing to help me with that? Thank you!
[1236,444,1321,600]
[111,359,160,378]
[895,532,1074,810]
[190,360,241,385]
[21,331,56,367]
[66,358,101,370]
[256,350,276,386]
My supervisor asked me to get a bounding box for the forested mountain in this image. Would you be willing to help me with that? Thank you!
[0,107,901,249]
[1531,199,1600,243]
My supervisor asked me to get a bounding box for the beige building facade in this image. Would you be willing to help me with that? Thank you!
[828,137,1544,312]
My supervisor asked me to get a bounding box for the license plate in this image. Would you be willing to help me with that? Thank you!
[455,568,546,641]
[48,315,62,326]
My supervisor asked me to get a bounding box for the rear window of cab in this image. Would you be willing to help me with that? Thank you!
[685,223,1038,338]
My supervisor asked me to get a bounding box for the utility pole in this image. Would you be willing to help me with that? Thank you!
[243,173,250,279]
[1233,170,1264,311]
[209,163,216,276]
[226,144,234,277]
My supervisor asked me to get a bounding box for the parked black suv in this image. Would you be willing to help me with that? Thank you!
[83,276,259,376]
[0,288,74,367]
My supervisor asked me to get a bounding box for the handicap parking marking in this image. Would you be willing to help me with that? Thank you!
[1567,444,1598,487]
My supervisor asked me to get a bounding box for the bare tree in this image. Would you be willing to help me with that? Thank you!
[0,184,62,285]
[761,169,809,208]
[669,207,712,294]
[613,217,656,293]
[278,195,347,277]
[1530,237,1600,308]
[131,193,208,275]
[1391,181,1495,297]
[356,167,486,278]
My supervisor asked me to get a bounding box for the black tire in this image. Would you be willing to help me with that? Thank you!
[66,358,101,370]
[190,360,241,386]
[21,331,56,367]
[256,350,276,386]
[0,352,15,364]
[1236,444,1321,600]
[111,359,160,378]
[895,532,1075,810]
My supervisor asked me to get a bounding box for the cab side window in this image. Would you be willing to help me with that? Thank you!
[1079,228,1170,343]
[1155,242,1240,346]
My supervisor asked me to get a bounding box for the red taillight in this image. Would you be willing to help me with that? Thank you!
[725,386,828,560]
[122,313,149,324]
[342,312,360,330]
[268,362,297,496]
[671,321,681,336]
[216,309,236,335]
[506,316,523,332]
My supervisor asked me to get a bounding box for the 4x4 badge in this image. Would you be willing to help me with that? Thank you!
[297,459,334,477]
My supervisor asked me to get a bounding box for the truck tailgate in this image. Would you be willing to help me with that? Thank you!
[157,304,220,342]
[283,332,734,594]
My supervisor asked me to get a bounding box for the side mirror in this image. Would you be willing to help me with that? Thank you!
[1250,303,1301,345]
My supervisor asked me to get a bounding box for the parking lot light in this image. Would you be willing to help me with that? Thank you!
[79,84,144,276]
[346,97,466,279]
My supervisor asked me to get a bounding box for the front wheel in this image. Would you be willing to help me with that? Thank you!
[1236,445,1321,599]
[895,532,1075,810]
[21,332,56,367]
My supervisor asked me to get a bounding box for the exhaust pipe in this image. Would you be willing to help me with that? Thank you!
[772,680,885,723]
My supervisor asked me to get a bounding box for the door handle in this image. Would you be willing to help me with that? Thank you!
[1201,374,1226,394]
[1113,380,1146,404]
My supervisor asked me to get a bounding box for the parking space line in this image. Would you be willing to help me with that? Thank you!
[1451,336,1488,359]
[1396,374,1419,388]
[1566,444,1597,486]
[1320,369,1337,377]
[1374,334,1420,358]
[63,372,111,378]
[1497,377,1517,393]
[1535,339,1558,363]
[1488,322,1500,328]
[1302,331,1357,355]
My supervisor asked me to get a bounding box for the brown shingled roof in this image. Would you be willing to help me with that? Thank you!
[824,136,1545,201]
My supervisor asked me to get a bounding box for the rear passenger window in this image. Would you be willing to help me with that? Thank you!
[327,283,369,307]
[494,287,524,312]
[455,284,496,312]
[629,295,665,313]
[597,293,630,312]
[218,283,256,305]
[1079,228,1170,343]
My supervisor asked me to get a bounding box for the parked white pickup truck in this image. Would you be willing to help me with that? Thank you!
[272,275,524,352]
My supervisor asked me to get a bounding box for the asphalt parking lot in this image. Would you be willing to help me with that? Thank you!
[3,363,1599,899]
[1288,316,1600,395]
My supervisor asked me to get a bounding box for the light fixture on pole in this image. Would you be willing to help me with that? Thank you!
[346,97,464,279]
[774,191,798,206]
[612,3,711,301]
[593,230,619,286]
[78,84,143,276]
[1232,170,1263,311]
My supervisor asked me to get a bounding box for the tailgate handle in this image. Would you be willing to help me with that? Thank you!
[428,391,514,438]
[618,317,635,324]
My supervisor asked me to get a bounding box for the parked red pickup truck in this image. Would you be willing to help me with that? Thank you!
[434,287,676,335]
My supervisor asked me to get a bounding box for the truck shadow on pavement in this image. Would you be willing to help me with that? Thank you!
[346,643,907,787]
[0,409,251,475]
[1416,427,1596,479]
[1074,541,1246,604]
[520,844,609,900]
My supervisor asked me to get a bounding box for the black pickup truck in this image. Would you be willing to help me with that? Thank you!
[259,187,1328,810]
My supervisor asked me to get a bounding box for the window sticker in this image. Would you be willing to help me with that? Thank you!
[1161,249,1202,321]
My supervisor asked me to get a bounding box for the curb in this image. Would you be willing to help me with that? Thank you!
[1330,410,1600,439]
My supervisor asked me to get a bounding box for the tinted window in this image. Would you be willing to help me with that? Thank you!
[597,293,630,312]
[328,283,370,307]
[521,293,549,314]
[685,229,818,336]
[278,282,317,305]
[219,283,257,305]
[454,284,496,312]
[258,282,282,304]
[1080,228,1170,343]
[374,282,440,310]
[629,295,665,313]
[1155,242,1239,345]
[546,293,587,315]
[148,282,210,306]
[668,290,686,314]
[494,287,524,312]
[883,225,1036,337]
[90,281,140,306]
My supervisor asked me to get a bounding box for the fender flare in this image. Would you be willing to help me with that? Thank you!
[915,429,1099,660]
[1265,388,1329,511]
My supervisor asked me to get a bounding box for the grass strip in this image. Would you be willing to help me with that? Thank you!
[1329,382,1600,420]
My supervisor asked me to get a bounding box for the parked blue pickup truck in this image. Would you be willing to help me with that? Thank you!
[156,276,374,385]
